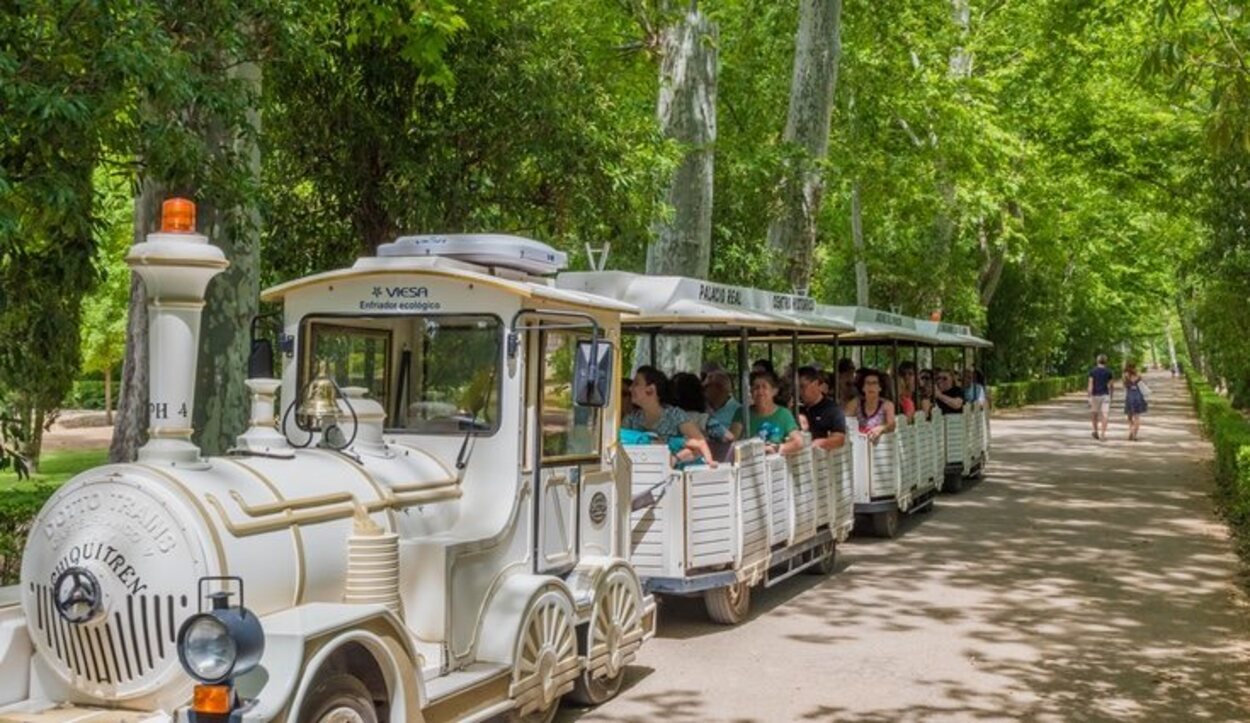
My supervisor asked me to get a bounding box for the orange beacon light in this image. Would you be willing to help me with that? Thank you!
[161,197,197,233]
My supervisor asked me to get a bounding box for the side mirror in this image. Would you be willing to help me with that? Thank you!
[573,339,613,408]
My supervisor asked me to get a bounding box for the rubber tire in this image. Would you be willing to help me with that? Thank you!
[506,701,559,723]
[301,673,378,723]
[704,581,751,625]
[805,541,837,575]
[871,509,900,539]
[944,472,964,494]
[567,664,626,706]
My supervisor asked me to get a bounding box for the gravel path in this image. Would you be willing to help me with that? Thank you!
[562,372,1250,722]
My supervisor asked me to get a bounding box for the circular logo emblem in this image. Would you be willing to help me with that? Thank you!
[588,492,609,526]
[53,567,102,624]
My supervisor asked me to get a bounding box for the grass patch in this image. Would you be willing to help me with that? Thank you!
[0,448,109,490]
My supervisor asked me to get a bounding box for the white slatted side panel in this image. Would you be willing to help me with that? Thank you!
[788,444,818,545]
[850,433,872,504]
[897,422,919,493]
[626,445,680,577]
[930,410,947,483]
[945,412,966,471]
[871,432,901,499]
[829,445,855,541]
[684,466,736,570]
[767,454,792,547]
[811,447,833,529]
[735,441,771,567]
[914,417,934,484]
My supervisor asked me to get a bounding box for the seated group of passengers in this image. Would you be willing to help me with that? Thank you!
[620,361,987,467]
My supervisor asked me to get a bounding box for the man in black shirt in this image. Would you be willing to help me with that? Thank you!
[797,366,847,449]
[934,369,965,415]
[1087,353,1114,440]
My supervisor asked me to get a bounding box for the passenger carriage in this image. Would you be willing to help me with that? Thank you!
[915,320,994,492]
[0,214,657,722]
[820,307,944,538]
[555,272,857,625]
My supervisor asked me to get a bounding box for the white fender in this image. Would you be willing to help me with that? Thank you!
[0,597,31,707]
[474,575,575,666]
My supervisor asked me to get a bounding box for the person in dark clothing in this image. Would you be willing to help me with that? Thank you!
[836,358,857,405]
[933,368,965,415]
[796,366,847,450]
[1087,353,1114,440]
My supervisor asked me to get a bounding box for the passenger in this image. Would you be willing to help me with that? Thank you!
[836,358,857,405]
[702,370,741,440]
[843,368,897,443]
[752,358,776,376]
[620,376,636,425]
[896,361,919,419]
[776,363,795,408]
[700,360,725,380]
[933,368,965,414]
[623,366,716,467]
[797,366,847,450]
[671,372,730,442]
[963,368,988,408]
[729,370,805,456]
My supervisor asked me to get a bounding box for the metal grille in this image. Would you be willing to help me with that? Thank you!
[31,583,189,686]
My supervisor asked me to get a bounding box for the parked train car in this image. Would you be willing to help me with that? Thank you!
[555,271,857,625]
[0,206,656,722]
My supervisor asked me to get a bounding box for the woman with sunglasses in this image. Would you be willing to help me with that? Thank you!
[843,368,896,443]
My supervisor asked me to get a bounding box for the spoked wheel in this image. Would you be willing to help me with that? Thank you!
[568,567,643,705]
[704,580,751,625]
[507,589,579,723]
[805,540,837,576]
[302,674,378,723]
[871,508,900,539]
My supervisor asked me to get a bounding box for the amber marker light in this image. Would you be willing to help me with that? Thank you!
[161,197,197,233]
[192,684,233,715]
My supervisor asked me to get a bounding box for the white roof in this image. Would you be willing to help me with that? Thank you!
[556,271,855,334]
[262,255,638,314]
[819,306,940,344]
[915,320,994,348]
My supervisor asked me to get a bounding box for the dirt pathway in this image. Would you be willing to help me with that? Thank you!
[563,372,1250,722]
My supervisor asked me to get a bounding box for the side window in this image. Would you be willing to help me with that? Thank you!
[308,323,390,402]
[541,331,603,460]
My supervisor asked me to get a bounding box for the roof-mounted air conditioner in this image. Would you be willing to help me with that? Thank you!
[377,234,568,276]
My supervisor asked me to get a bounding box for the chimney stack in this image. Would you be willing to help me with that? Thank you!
[126,198,228,467]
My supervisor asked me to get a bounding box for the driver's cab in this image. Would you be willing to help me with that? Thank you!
[261,234,634,669]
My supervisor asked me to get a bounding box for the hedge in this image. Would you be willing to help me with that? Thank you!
[0,485,56,585]
[63,380,111,410]
[989,374,1087,409]
[1183,369,1250,555]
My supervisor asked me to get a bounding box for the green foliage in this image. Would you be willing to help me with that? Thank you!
[0,484,55,584]
[989,375,1087,409]
[1184,366,1250,562]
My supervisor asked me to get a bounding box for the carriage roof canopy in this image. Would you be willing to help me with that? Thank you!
[819,305,941,344]
[556,271,856,335]
[915,320,994,349]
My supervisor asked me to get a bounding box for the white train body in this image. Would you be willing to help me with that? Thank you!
[0,226,655,722]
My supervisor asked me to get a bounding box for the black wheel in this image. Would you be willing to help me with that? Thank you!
[704,581,751,624]
[944,472,963,493]
[302,673,378,723]
[871,509,900,538]
[805,540,837,575]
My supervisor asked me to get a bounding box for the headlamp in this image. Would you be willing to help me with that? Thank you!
[177,578,265,686]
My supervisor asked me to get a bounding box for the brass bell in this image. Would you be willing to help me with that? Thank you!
[297,363,341,430]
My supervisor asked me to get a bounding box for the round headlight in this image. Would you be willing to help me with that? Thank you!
[179,614,237,683]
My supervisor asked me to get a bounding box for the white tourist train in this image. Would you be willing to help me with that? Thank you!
[916,320,993,493]
[0,215,995,720]
[0,207,657,722]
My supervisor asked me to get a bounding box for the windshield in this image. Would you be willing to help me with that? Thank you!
[303,314,502,435]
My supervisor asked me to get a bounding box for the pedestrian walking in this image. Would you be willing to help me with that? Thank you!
[1123,361,1149,441]
[1088,354,1114,440]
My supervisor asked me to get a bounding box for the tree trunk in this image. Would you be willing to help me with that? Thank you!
[766,0,842,293]
[851,182,868,306]
[978,218,1006,308]
[192,61,262,456]
[104,365,113,425]
[639,6,718,374]
[109,182,158,464]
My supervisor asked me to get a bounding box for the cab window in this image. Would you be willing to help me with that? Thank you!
[303,314,502,435]
[541,330,603,460]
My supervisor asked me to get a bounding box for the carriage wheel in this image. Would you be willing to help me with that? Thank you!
[871,508,900,538]
[704,581,751,625]
[805,540,837,576]
[568,567,642,705]
[507,590,579,723]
